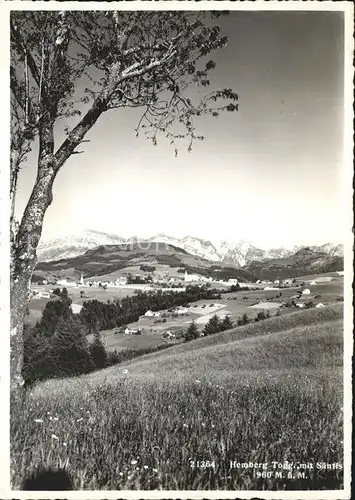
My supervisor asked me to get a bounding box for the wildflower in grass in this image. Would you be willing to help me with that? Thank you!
[34,419,43,423]
[131,459,138,465]
[211,424,215,428]
[153,468,158,473]
[123,369,128,375]
[136,467,140,471]
[76,418,84,422]
[63,443,67,447]
[119,472,124,476]
[183,423,188,428]
[51,434,59,440]
[127,475,132,480]
[143,465,149,470]
[53,417,59,421]
[196,379,201,383]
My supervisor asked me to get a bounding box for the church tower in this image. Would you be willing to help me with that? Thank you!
[80,272,84,286]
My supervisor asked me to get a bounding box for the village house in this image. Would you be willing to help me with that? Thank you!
[302,289,311,295]
[145,310,160,318]
[176,307,188,315]
[163,331,176,339]
[70,303,83,314]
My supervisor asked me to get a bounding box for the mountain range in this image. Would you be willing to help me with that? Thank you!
[37,229,343,268]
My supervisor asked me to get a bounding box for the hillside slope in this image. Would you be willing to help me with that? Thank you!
[21,303,344,491]
[117,303,344,367]
[246,247,343,280]
[33,242,255,283]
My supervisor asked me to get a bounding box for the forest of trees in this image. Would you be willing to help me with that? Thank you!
[78,285,222,332]
[23,283,277,385]
[23,285,223,384]
[184,313,234,341]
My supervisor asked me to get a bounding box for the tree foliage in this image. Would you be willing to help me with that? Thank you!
[10,11,238,221]
[89,324,107,369]
[203,313,221,336]
[220,314,234,331]
[184,320,200,342]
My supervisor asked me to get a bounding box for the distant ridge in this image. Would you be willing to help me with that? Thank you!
[38,229,343,268]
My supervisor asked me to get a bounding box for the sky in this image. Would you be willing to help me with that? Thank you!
[14,9,346,250]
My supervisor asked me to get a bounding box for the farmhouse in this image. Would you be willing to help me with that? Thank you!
[124,327,141,335]
[163,331,176,339]
[176,307,188,315]
[283,279,295,285]
[145,310,160,317]
[228,279,239,285]
[115,276,128,286]
[70,303,83,314]
[316,303,326,308]
[302,289,311,295]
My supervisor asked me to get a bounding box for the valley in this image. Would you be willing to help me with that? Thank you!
[19,236,346,491]
[13,301,344,490]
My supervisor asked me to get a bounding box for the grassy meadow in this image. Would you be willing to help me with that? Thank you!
[11,304,344,491]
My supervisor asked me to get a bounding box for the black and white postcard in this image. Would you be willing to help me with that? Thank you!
[0,1,353,498]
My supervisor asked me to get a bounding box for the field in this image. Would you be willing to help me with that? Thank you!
[11,304,344,490]
[92,278,344,353]
[27,285,144,326]
[29,274,344,355]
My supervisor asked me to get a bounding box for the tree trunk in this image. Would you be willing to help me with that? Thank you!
[10,118,56,403]
[10,267,32,400]
[9,100,108,403]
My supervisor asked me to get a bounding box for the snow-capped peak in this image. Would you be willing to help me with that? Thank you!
[37,229,343,267]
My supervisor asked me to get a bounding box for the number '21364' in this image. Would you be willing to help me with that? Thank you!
[189,460,216,469]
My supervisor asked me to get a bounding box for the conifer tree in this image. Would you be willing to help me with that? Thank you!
[184,320,200,342]
[220,314,234,331]
[241,313,250,325]
[51,317,93,376]
[203,314,221,336]
[89,324,107,369]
